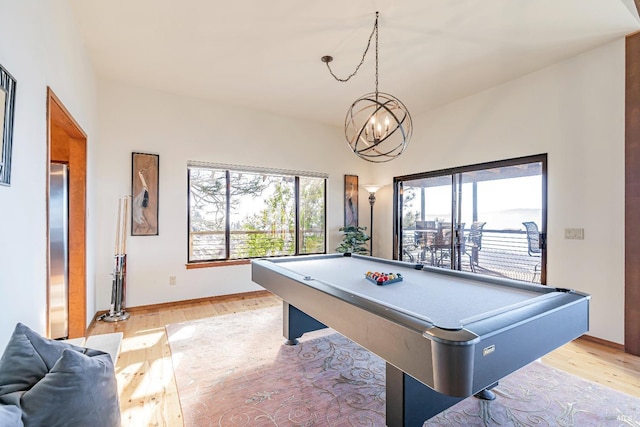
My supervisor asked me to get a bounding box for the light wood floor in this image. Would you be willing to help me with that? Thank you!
[88,292,640,426]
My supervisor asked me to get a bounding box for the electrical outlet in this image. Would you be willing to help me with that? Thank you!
[169,276,176,286]
[564,228,584,240]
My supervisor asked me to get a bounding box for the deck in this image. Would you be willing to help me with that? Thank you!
[402,228,542,284]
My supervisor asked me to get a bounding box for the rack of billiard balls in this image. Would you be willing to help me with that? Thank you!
[365,271,403,285]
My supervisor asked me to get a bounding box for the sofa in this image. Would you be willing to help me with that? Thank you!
[0,323,121,427]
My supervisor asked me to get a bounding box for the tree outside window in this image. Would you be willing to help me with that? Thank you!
[188,165,326,262]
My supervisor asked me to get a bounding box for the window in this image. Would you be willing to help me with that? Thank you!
[394,154,546,283]
[188,163,326,263]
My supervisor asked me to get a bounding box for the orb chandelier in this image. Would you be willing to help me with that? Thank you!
[321,12,412,163]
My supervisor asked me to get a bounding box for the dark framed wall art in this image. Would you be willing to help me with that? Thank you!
[344,174,358,227]
[0,64,17,186]
[131,152,159,236]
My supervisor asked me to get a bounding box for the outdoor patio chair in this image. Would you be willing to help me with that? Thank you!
[415,221,439,264]
[433,222,466,268]
[414,220,428,247]
[464,221,486,272]
[522,221,542,281]
[401,229,418,263]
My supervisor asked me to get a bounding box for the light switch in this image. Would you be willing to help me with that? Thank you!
[564,228,584,240]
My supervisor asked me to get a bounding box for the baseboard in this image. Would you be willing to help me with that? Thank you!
[91,290,273,323]
[579,334,625,351]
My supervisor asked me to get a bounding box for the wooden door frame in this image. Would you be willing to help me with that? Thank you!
[626,2,640,357]
[47,88,87,339]
[626,31,640,356]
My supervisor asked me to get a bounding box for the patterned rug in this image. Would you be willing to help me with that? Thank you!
[166,306,640,426]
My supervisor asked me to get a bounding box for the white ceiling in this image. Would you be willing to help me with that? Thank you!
[69,0,640,128]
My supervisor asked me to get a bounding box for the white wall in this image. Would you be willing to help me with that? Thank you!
[93,80,364,309]
[0,0,97,352]
[371,40,625,343]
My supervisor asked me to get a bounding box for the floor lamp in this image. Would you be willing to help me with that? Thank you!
[363,185,383,256]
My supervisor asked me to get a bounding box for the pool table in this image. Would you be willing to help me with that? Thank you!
[251,253,590,426]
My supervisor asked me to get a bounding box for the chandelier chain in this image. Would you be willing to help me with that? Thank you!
[375,11,379,99]
[320,11,411,163]
[323,12,379,84]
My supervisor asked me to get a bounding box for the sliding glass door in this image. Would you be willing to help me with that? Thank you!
[395,154,546,284]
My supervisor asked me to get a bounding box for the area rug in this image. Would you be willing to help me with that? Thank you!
[166,306,640,426]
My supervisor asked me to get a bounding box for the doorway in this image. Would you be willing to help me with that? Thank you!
[47,88,87,339]
[394,154,547,284]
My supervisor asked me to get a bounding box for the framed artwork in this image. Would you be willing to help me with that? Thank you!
[131,152,159,236]
[344,175,358,227]
[1,64,17,186]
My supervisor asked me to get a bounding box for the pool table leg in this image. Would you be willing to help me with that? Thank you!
[386,363,465,427]
[282,302,327,345]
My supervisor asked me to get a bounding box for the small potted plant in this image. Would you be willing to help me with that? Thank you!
[336,226,370,254]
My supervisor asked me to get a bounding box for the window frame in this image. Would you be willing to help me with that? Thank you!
[393,153,547,283]
[187,162,327,266]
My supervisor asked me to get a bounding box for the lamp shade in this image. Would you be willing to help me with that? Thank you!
[363,184,383,194]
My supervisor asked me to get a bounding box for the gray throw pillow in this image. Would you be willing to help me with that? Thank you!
[20,349,120,427]
[0,323,121,427]
[0,404,23,427]
[0,323,86,397]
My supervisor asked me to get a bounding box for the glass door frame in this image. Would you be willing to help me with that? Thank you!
[393,153,547,283]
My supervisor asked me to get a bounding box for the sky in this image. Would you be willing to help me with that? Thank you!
[407,175,542,230]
